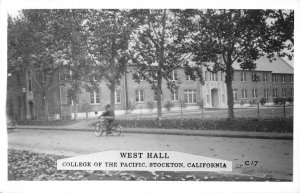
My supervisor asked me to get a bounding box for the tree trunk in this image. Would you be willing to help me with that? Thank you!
[44,94,49,120]
[157,82,162,117]
[225,63,235,120]
[110,85,115,109]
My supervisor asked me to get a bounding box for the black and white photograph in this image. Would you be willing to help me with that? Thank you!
[1,0,299,192]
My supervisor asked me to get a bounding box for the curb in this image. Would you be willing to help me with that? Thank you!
[16,126,293,140]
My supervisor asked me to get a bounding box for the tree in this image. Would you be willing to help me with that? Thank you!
[8,10,61,120]
[178,9,293,120]
[82,9,136,109]
[129,9,190,118]
[48,9,98,120]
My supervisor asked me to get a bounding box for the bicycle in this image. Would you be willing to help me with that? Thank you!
[94,117,122,136]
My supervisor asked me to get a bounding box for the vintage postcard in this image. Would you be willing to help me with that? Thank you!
[1,0,299,193]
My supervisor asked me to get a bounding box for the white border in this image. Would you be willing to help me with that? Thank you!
[1,0,299,193]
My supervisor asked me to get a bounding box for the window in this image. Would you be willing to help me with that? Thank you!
[264,89,269,98]
[290,75,294,83]
[263,73,268,82]
[233,89,238,102]
[273,89,278,98]
[205,71,209,81]
[252,89,257,98]
[272,74,277,83]
[282,88,286,97]
[171,89,179,101]
[212,73,218,81]
[135,90,144,103]
[290,88,294,96]
[28,71,32,91]
[67,89,73,105]
[281,74,286,83]
[220,72,223,81]
[90,90,100,104]
[115,90,121,104]
[242,89,247,99]
[171,70,177,81]
[241,72,246,82]
[184,89,196,104]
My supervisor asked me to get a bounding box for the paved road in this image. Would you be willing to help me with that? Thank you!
[8,129,293,180]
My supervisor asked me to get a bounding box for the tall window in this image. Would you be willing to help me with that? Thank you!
[205,71,209,81]
[290,88,294,96]
[90,90,100,104]
[282,88,287,97]
[171,89,179,101]
[242,89,247,99]
[67,89,73,105]
[281,74,286,83]
[290,75,294,83]
[264,89,269,98]
[252,89,258,98]
[184,89,196,104]
[135,90,144,102]
[263,73,268,82]
[233,89,238,102]
[171,70,177,81]
[115,90,121,104]
[273,89,278,98]
[241,72,246,82]
[272,74,277,83]
[212,73,218,81]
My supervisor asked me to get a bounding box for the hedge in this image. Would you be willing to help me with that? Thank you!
[107,118,293,133]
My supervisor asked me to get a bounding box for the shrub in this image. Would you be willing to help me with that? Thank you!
[260,98,267,106]
[179,99,187,108]
[249,99,257,106]
[109,117,293,133]
[165,100,174,111]
[240,100,247,106]
[147,101,154,112]
[127,101,136,113]
[273,97,286,105]
[197,99,204,109]
[287,96,293,103]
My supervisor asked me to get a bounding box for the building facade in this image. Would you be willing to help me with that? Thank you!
[6,56,294,120]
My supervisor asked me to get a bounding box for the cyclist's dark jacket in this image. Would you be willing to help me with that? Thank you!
[101,110,115,122]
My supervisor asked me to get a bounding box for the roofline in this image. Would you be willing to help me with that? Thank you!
[277,57,294,70]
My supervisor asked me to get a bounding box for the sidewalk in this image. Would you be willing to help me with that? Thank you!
[17,124,293,140]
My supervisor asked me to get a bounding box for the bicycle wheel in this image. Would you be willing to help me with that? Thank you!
[94,123,104,137]
[111,124,122,136]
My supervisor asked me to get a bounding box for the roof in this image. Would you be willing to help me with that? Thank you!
[232,55,294,74]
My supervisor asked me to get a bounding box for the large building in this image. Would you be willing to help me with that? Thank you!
[6,56,294,120]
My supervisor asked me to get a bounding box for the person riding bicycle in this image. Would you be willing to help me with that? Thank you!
[98,104,115,134]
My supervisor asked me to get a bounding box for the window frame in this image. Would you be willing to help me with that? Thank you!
[242,89,248,99]
[90,90,100,105]
[184,89,197,104]
[114,90,121,104]
[241,72,246,82]
[135,90,144,103]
